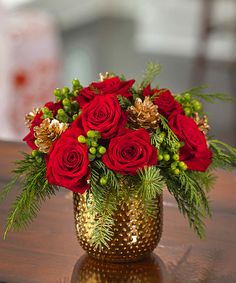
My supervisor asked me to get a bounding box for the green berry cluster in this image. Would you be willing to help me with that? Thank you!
[42,107,53,119]
[175,93,202,117]
[78,130,106,161]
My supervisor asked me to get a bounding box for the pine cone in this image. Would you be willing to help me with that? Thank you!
[34,119,68,153]
[25,107,40,128]
[193,112,210,134]
[128,97,160,131]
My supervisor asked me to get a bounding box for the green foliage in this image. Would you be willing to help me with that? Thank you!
[141,62,161,88]
[181,85,234,103]
[164,171,211,238]
[208,139,236,170]
[117,95,132,110]
[1,153,59,239]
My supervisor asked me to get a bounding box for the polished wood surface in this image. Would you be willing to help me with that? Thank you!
[0,141,236,283]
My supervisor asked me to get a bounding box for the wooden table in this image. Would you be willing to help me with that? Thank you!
[0,141,236,283]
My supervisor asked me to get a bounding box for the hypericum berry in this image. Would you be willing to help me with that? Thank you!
[173,168,180,175]
[96,153,102,158]
[172,153,179,161]
[72,79,80,88]
[163,153,170,162]
[87,130,96,138]
[98,146,106,155]
[54,88,61,97]
[183,92,192,101]
[31,150,38,157]
[158,154,163,161]
[73,114,78,120]
[184,107,191,116]
[100,176,107,186]
[192,100,202,111]
[78,135,86,143]
[89,147,96,155]
[62,86,70,96]
[91,141,98,147]
[179,161,188,171]
[62,98,71,107]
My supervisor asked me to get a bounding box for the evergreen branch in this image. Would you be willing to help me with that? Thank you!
[2,153,59,239]
[117,95,132,110]
[164,171,211,238]
[137,166,164,217]
[189,171,217,192]
[141,62,161,88]
[181,85,234,103]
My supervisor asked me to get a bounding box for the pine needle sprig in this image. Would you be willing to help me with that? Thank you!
[141,62,161,88]
[2,153,59,239]
[137,166,165,217]
[117,95,132,110]
[181,85,234,103]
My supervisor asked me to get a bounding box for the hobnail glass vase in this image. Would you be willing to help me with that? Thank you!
[73,188,163,263]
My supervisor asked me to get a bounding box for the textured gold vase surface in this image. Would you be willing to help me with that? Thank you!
[73,191,163,262]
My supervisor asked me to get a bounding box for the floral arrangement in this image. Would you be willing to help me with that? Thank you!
[1,63,236,249]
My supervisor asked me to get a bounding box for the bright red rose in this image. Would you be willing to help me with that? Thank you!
[23,101,62,150]
[153,89,184,119]
[46,128,90,193]
[102,128,158,175]
[77,77,135,107]
[168,114,212,172]
[80,94,127,139]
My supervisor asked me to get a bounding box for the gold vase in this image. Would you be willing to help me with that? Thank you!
[73,191,163,263]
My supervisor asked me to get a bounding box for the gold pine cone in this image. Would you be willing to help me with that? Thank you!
[128,96,160,131]
[34,118,68,153]
[193,112,210,135]
[25,108,40,128]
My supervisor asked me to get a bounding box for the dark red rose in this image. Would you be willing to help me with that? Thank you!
[77,77,135,107]
[169,114,212,172]
[23,101,62,150]
[80,94,127,139]
[153,89,184,119]
[102,128,158,175]
[142,84,154,97]
[46,128,90,193]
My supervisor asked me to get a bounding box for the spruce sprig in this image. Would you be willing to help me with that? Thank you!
[1,153,59,239]
[181,85,234,103]
[141,62,161,88]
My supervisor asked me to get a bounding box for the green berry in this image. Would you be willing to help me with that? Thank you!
[62,98,71,106]
[62,86,70,96]
[163,153,170,162]
[172,153,179,161]
[96,153,102,158]
[192,100,202,111]
[72,79,80,88]
[73,114,78,120]
[91,141,98,147]
[32,150,38,157]
[98,146,106,155]
[54,88,61,97]
[184,107,191,116]
[87,130,96,138]
[88,153,96,161]
[100,176,107,186]
[89,147,97,155]
[78,135,86,143]
[58,109,65,116]
[158,154,163,161]
[173,168,180,175]
[171,162,178,170]
[183,92,192,101]
[179,161,188,171]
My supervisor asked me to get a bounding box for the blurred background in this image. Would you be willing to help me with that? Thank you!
[0,0,235,145]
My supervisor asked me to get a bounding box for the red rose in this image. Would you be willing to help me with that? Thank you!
[77,77,135,107]
[23,101,62,150]
[169,114,212,171]
[80,94,127,139]
[142,84,154,97]
[102,128,158,175]
[153,89,183,119]
[46,128,90,193]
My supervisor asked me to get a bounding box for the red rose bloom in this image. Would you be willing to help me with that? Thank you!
[80,94,127,139]
[77,77,135,107]
[46,128,90,193]
[23,101,62,150]
[102,128,158,175]
[153,89,184,119]
[142,84,154,97]
[169,114,212,172]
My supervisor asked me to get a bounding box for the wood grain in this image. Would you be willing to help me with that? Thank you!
[0,141,235,283]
